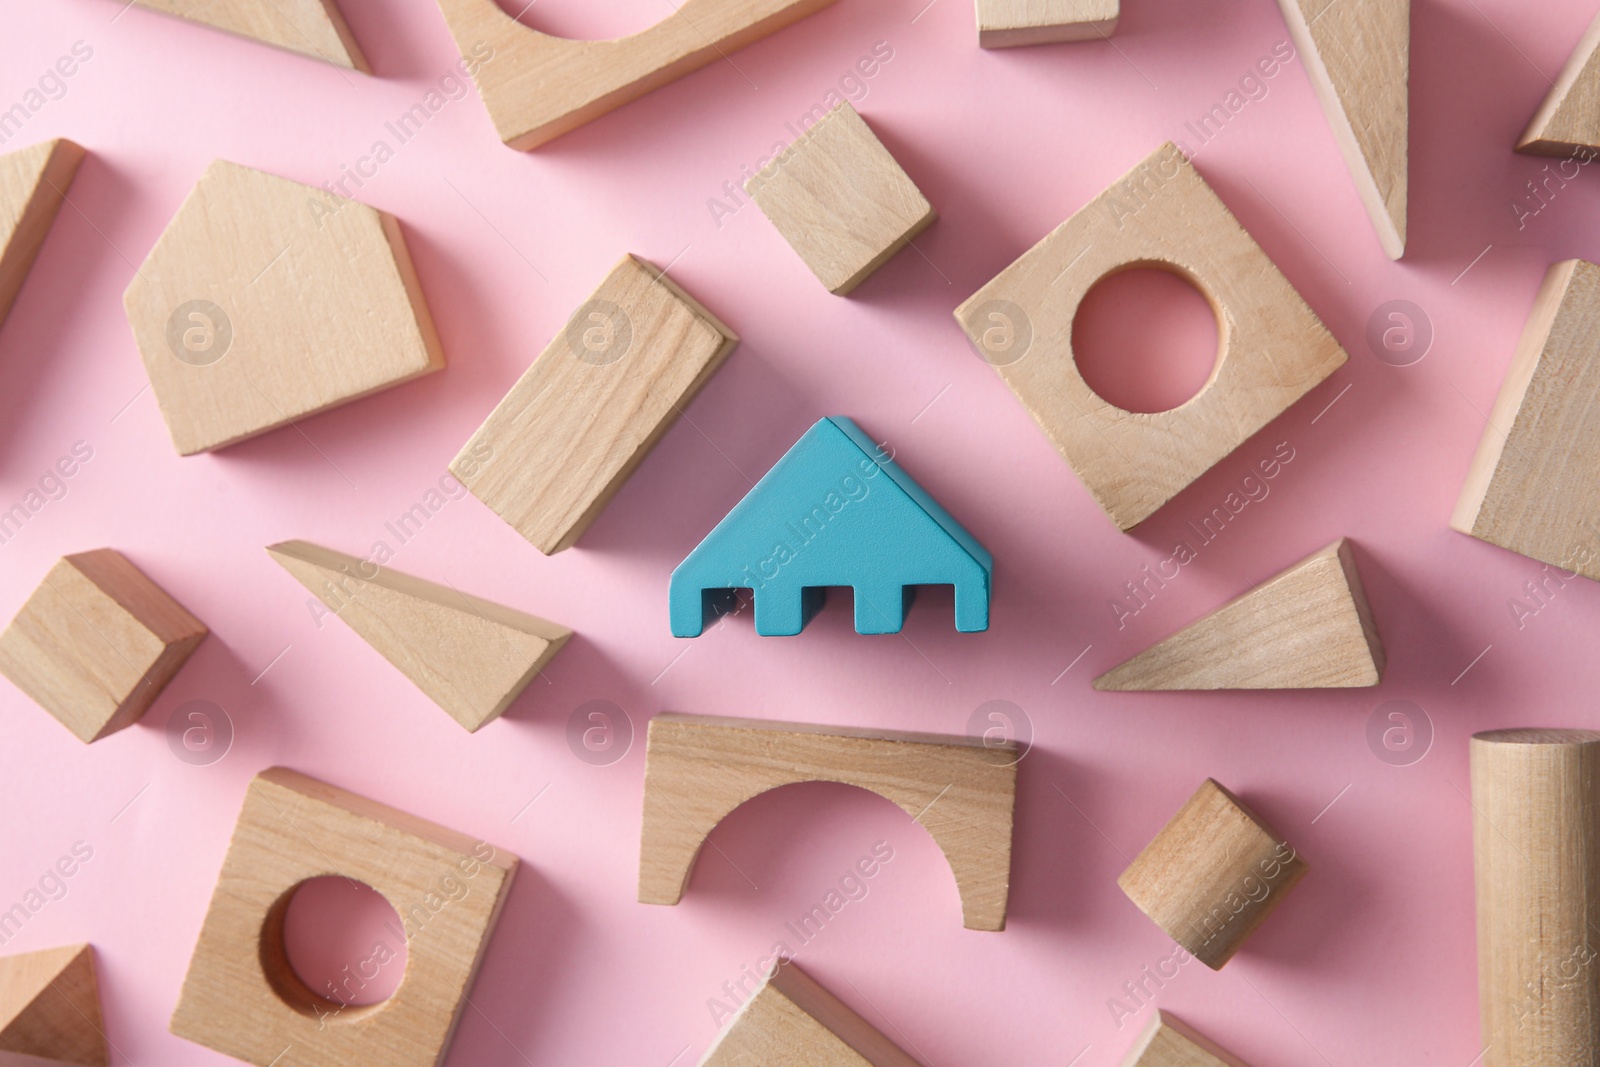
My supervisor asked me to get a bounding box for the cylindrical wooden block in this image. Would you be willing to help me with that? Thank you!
[1472,728,1600,1066]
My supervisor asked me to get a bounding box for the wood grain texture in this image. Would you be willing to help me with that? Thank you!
[0,945,107,1067]
[1471,729,1600,1066]
[267,541,571,732]
[638,713,1016,931]
[1094,539,1384,691]
[169,768,517,1067]
[1118,779,1307,969]
[1452,259,1600,581]
[124,160,444,455]
[0,550,207,743]
[0,139,84,333]
[699,959,923,1067]
[1120,1010,1251,1067]
[129,0,368,70]
[434,0,838,149]
[746,102,935,295]
[450,254,736,554]
[954,142,1347,531]
[1519,10,1600,155]
[975,0,1118,48]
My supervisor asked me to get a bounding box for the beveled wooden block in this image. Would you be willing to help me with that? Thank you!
[0,944,107,1067]
[976,0,1118,48]
[128,0,368,70]
[0,139,84,333]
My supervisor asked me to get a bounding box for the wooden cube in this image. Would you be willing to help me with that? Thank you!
[0,550,207,743]
[746,103,936,295]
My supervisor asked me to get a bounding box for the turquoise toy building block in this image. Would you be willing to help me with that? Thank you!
[670,417,992,636]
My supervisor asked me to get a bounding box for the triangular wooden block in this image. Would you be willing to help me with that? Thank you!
[1518,11,1600,155]
[1121,1010,1252,1066]
[1277,0,1408,258]
[267,541,571,731]
[0,139,85,332]
[0,944,107,1067]
[699,960,923,1066]
[1095,539,1383,690]
[129,0,368,71]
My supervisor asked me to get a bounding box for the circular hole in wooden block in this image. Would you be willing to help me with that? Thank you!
[1071,266,1221,414]
[494,0,665,39]
[260,877,408,1019]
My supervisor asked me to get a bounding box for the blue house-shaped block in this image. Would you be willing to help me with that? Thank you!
[670,417,992,636]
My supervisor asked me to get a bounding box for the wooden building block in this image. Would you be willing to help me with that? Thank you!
[1453,259,1600,581]
[1518,11,1600,155]
[1118,779,1306,969]
[670,416,991,636]
[124,160,444,455]
[1121,1010,1251,1067]
[639,713,1016,931]
[0,550,207,743]
[435,0,839,149]
[1094,539,1384,691]
[267,540,571,732]
[0,139,85,333]
[745,103,935,295]
[699,959,923,1067]
[450,255,736,554]
[954,142,1347,531]
[170,767,517,1067]
[975,0,1118,48]
[128,0,367,71]
[0,945,107,1067]
[1276,0,1408,259]
[1471,729,1600,1066]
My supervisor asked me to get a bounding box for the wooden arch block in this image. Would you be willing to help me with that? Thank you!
[124,160,445,455]
[0,550,208,743]
[451,255,736,553]
[1121,1010,1252,1067]
[0,139,84,333]
[1094,539,1384,691]
[434,0,839,149]
[128,0,368,70]
[1453,259,1600,581]
[170,768,517,1067]
[1118,779,1307,970]
[0,944,107,1067]
[639,714,1016,931]
[699,960,923,1067]
[1518,11,1600,155]
[976,0,1118,48]
[1276,0,1408,259]
[954,142,1347,531]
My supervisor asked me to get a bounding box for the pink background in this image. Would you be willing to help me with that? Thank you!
[1,0,1595,1063]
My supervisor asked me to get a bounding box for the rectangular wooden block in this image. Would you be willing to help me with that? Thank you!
[976,0,1118,48]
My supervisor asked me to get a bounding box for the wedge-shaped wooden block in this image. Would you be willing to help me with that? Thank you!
[1094,539,1384,691]
[639,713,1016,931]
[170,768,517,1067]
[976,0,1118,48]
[128,0,367,70]
[955,142,1347,531]
[0,550,208,743]
[436,0,839,149]
[1119,779,1307,969]
[0,944,107,1067]
[1121,1010,1251,1066]
[267,540,571,731]
[1453,259,1600,581]
[124,160,444,455]
[699,959,923,1067]
[1518,11,1600,155]
[0,139,85,333]
[451,254,736,553]
[746,103,935,295]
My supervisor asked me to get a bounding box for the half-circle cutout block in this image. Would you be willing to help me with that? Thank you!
[638,713,1016,931]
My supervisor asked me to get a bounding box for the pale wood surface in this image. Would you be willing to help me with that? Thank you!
[1453,259,1600,581]
[267,540,571,732]
[638,713,1016,931]
[1276,0,1408,259]
[169,768,517,1067]
[1094,539,1385,690]
[746,102,935,295]
[975,0,1118,48]
[1519,10,1600,154]
[0,945,107,1067]
[130,0,368,70]
[1471,729,1600,1066]
[0,550,207,743]
[435,0,838,149]
[1118,779,1307,969]
[450,254,736,553]
[1120,1010,1251,1067]
[954,142,1347,531]
[124,160,444,455]
[0,139,84,332]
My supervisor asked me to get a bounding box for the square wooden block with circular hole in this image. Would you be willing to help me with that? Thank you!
[169,768,517,1067]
